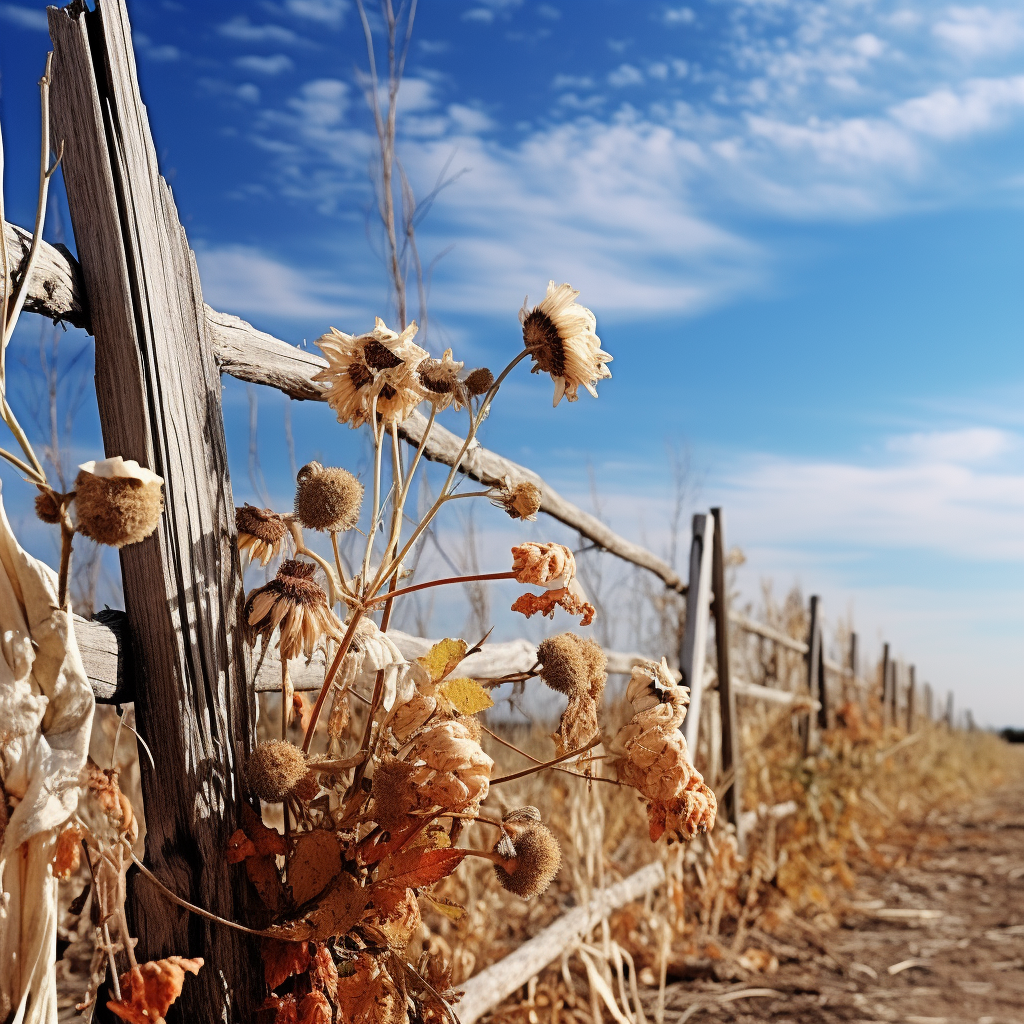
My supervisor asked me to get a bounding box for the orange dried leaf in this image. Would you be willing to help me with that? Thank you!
[336,953,404,1024]
[106,956,203,1024]
[297,991,332,1024]
[226,829,257,864]
[53,822,85,880]
[377,846,468,889]
[288,829,342,906]
[262,938,311,991]
[242,803,288,856]
[309,943,338,993]
[247,854,287,914]
[265,871,366,943]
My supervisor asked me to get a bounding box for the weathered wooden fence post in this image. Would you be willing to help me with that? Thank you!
[681,513,714,757]
[906,665,916,732]
[945,691,954,730]
[924,682,934,722]
[709,507,743,851]
[802,595,824,752]
[47,1,260,1018]
[880,641,891,725]
[849,631,861,705]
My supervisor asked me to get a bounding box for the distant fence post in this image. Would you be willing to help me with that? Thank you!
[924,682,934,722]
[709,508,743,852]
[802,595,824,753]
[890,661,900,727]
[945,692,954,730]
[881,642,891,725]
[906,665,916,732]
[848,631,860,705]
[681,513,715,759]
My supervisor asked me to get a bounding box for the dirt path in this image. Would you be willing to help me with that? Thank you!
[651,783,1024,1024]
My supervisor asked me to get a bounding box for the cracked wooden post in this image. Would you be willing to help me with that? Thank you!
[48,1,260,1019]
[710,507,743,852]
[802,595,825,753]
[881,641,891,727]
[681,513,714,760]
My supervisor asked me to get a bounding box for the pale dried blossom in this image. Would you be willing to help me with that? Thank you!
[313,318,428,428]
[611,657,717,842]
[235,504,288,566]
[491,476,542,521]
[511,541,576,588]
[417,348,468,411]
[294,462,363,532]
[537,633,607,756]
[511,580,596,628]
[74,456,164,547]
[520,281,612,406]
[244,559,343,661]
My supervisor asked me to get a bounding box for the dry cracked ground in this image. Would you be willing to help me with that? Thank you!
[647,782,1024,1024]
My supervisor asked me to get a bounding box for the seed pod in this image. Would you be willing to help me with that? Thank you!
[493,813,561,899]
[245,740,308,803]
[74,457,164,548]
[34,489,66,526]
[294,461,363,533]
[464,368,494,396]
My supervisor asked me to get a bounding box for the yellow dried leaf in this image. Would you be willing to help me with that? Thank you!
[419,890,467,922]
[438,676,493,716]
[418,638,468,683]
[288,829,342,906]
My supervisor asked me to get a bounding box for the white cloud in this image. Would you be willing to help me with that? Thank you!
[288,79,350,127]
[463,8,495,22]
[284,0,349,25]
[236,83,261,104]
[886,427,1016,463]
[219,16,299,44]
[892,75,1024,139]
[552,74,595,90]
[608,64,644,87]
[447,104,494,133]
[538,4,561,19]
[235,54,295,75]
[663,7,695,25]
[0,4,47,31]
[195,243,364,321]
[933,5,1024,58]
[135,33,181,62]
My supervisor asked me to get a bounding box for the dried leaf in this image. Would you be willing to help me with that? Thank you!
[247,853,288,915]
[266,871,366,942]
[297,990,332,1024]
[288,829,342,906]
[242,803,289,856]
[226,828,257,865]
[418,890,467,922]
[106,956,203,1024]
[362,885,422,949]
[260,994,298,1024]
[262,938,311,991]
[418,639,468,683]
[336,953,407,1024]
[53,822,85,880]
[377,847,468,889]
[309,942,338,993]
[438,676,493,716]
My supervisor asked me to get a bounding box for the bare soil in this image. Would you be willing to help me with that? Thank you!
[650,782,1024,1024]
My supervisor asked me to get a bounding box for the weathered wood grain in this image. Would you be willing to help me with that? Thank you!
[48,2,259,1019]
[1,219,89,330]
[681,513,714,754]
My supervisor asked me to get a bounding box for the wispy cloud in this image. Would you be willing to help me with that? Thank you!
[235,54,295,75]
[0,3,48,31]
[218,16,300,45]
[933,5,1024,58]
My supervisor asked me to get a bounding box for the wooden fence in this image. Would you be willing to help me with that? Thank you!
[3,1,965,1017]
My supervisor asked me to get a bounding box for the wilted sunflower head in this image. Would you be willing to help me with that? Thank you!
[520,281,612,407]
[313,317,428,428]
[463,367,494,397]
[243,558,342,661]
[491,477,542,521]
[235,504,288,566]
[418,348,468,411]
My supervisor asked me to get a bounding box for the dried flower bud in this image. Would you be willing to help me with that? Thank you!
[511,542,576,588]
[294,462,363,533]
[492,478,542,521]
[34,489,66,526]
[537,633,606,698]
[464,367,494,396]
[245,740,308,803]
[74,457,164,548]
[418,349,466,410]
[493,816,561,899]
[235,504,288,566]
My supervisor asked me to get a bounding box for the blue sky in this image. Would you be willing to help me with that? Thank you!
[1,0,1022,724]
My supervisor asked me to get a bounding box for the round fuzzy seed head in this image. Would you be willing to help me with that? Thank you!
[35,489,65,525]
[294,461,363,533]
[504,482,541,521]
[245,740,308,803]
[537,633,588,696]
[464,368,494,397]
[493,821,561,899]
[74,460,164,548]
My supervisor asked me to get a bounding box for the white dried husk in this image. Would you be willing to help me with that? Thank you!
[0,484,95,1023]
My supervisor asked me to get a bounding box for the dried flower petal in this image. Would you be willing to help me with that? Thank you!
[511,583,595,627]
[520,281,612,407]
[511,541,575,588]
[106,956,203,1024]
[418,349,468,411]
[236,504,288,566]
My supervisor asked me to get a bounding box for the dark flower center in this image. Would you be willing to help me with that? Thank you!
[349,362,373,390]
[363,339,404,371]
[522,310,565,377]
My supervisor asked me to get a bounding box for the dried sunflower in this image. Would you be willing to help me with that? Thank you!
[235,504,288,566]
[417,348,468,411]
[520,281,612,407]
[313,317,427,428]
[244,559,343,661]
